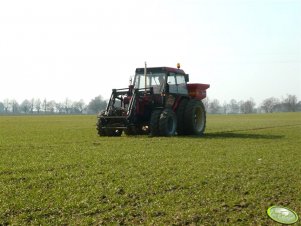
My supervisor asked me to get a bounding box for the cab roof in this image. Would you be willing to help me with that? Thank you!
[135,67,186,75]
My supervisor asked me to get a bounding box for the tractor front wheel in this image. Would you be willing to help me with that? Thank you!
[96,116,107,136]
[159,108,177,136]
[150,109,162,136]
[97,117,123,137]
[106,129,123,136]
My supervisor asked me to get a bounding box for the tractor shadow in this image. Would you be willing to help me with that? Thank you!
[203,131,284,140]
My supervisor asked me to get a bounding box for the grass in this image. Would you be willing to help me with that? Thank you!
[0,113,300,225]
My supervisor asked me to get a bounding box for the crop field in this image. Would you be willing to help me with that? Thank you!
[0,113,300,225]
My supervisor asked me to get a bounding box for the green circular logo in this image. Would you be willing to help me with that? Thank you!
[267,206,298,225]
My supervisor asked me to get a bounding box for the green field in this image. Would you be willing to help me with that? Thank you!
[0,113,300,225]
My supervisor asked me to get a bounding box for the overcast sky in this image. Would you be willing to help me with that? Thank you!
[0,0,300,104]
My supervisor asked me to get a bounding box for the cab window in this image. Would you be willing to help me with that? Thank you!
[167,73,188,94]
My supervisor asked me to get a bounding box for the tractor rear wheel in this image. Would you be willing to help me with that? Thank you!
[159,108,177,136]
[176,98,188,135]
[184,99,206,135]
[150,109,162,136]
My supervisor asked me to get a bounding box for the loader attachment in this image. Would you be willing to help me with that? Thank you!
[97,87,155,136]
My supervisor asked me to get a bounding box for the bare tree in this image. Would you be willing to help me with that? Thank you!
[20,99,31,114]
[47,100,56,113]
[30,98,35,114]
[73,99,86,114]
[261,97,279,113]
[64,98,72,114]
[0,102,4,113]
[298,101,301,111]
[228,99,239,114]
[11,100,19,113]
[222,102,230,114]
[240,99,256,114]
[208,99,221,114]
[43,99,47,113]
[203,97,210,111]
[55,102,64,114]
[3,99,10,113]
[282,94,298,112]
[35,99,42,114]
[88,95,107,114]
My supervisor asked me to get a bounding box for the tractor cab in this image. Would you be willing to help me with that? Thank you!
[134,67,189,96]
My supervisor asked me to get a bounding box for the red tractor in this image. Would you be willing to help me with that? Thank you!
[97,64,210,136]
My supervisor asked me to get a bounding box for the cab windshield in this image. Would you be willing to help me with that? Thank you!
[134,73,166,94]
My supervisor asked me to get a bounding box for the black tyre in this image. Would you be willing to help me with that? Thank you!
[184,99,206,135]
[124,126,137,136]
[96,116,107,136]
[124,125,149,136]
[139,125,150,135]
[114,130,123,136]
[159,108,177,136]
[97,117,122,137]
[106,129,123,136]
[176,98,188,135]
[150,109,162,136]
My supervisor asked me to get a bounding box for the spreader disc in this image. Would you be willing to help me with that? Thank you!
[267,206,298,225]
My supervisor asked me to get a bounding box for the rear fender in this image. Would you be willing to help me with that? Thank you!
[187,83,210,100]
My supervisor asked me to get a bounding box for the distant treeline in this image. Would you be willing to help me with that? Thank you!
[204,94,301,114]
[0,96,106,115]
[0,94,300,115]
